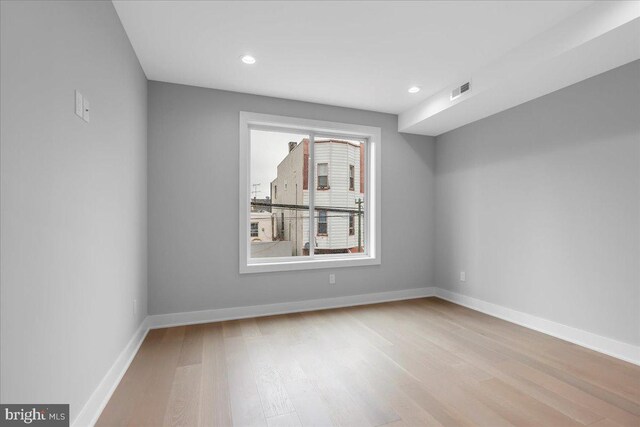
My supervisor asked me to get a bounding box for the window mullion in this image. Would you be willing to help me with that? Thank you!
[308,133,315,258]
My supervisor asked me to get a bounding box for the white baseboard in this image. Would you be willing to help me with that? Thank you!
[76,285,639,426]
[147,287,437,329]
[71,287,436,426]
[435,288,640,366]
[72,318,150,427]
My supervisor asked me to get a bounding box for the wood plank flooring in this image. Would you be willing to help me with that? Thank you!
[97,297,640,427]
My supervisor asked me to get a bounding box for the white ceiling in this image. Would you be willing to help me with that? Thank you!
[113,1,639,135]
[113,1,592,111]
[400,1,640,135]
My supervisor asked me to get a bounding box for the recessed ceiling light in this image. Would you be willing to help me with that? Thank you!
[408,86,421,94]
[241,55,256,65]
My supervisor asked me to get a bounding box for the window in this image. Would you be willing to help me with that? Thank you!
[318,210,328,235]
[280,213,285,240]
[240,112,381,273]
[349,213,355,236]
[349,165,355,191]
[317,163,329,189]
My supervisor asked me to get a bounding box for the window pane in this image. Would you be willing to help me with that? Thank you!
[250,129,310,258]
[313,137,365,255]
[349,213,355,235]
[317,163,329,189]
[349,165,355,190]
[317,210,328,235]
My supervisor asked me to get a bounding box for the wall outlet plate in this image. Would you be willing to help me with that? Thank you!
[460,271,466,282]
[329,274,336,284]
[82,98,90,122]
[75,90,83,118]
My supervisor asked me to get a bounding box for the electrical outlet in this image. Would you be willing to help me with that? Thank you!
[133,299,137,316]
[329,273,336,285]
[460,271,466,282]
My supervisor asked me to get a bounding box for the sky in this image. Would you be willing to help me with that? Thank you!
[250,129,308,199]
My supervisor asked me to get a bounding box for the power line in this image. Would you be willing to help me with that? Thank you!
[251,183,261,199]
[254,215,362,220]
[251,201,363,213]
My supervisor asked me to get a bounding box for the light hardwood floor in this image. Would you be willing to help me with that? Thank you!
[97,298,640,427]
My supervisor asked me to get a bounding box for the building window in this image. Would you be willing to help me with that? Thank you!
[317,163,329,189]
[280,213,285,240]
[318,210,328,235]
[349,165,355,191]
[240,112,381,273]
[349,213,355,235]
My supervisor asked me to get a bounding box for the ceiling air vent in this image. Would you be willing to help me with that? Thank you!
[450,81,471,101]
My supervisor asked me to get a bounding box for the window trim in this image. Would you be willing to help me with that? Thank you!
[349,164,355,191]
[250,222,259,237]
[317,210,328,236]
[239,112,381,274]
[349,212,355,236]
[317,163,330,190]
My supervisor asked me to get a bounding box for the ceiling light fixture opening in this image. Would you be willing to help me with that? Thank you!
[241,55,256,65]
[408,86,421,94]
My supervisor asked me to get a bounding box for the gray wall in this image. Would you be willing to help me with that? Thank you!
[0,1,147,422]
[3,2,632,419]
[435,61,640,346]
[148,81,435,315]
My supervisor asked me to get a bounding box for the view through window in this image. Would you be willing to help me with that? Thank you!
[311,137,365,255]
[250,130,366,259]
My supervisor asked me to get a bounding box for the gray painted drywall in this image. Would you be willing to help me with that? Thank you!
[3,2,632,420]
[147,81,435,315]
[435,60,640,346]
[0,1,147,422]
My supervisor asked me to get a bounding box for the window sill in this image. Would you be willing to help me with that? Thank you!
[241,255,380,274]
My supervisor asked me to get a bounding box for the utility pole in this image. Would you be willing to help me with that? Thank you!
[251,183,261,199]
[356,198,363,252]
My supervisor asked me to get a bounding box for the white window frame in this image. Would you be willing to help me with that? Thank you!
[349,212,355,236]
[349,164,355,191]
[317,163,329,190]
[239,112,381,273]
[317,210,328,236]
